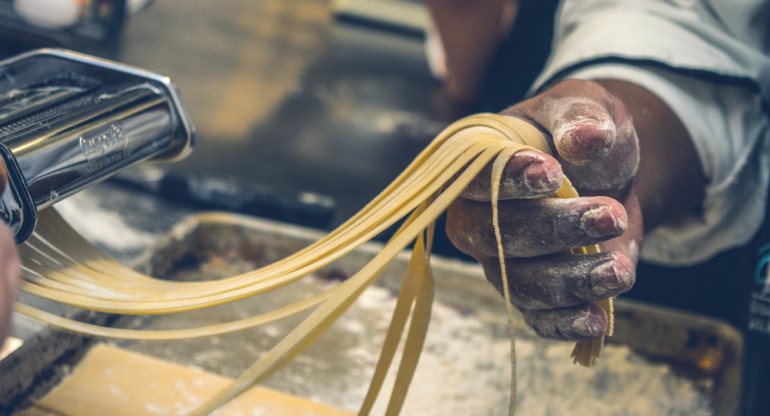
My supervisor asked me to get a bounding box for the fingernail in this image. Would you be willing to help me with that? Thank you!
[581,205,624,237]
[558,119,615,161]
[572,309,606,338]
[522,160,561,194]
[591,259,620,293]
[591,255,634,296]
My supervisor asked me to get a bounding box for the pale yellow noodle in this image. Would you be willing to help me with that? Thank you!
[14,114,612,415]
[491,146,521,415]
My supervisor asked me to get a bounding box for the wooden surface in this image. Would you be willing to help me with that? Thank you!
[20,343,354,416]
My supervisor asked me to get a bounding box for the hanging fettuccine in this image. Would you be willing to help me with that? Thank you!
[15,113,612,415]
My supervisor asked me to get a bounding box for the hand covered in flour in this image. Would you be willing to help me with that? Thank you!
[446,79,644,342]
[0,160,21,347]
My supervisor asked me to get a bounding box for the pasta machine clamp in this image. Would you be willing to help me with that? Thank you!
[0,48,195,243]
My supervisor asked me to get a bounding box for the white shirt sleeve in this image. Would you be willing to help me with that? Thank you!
[530,0,770,266]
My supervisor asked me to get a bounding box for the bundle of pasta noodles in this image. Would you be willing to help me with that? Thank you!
[15,113,612,415]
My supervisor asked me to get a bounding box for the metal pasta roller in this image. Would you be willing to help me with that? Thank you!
[0,48,194,243]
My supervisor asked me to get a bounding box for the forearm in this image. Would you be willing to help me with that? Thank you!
[0,162,20,345]
[0,224,20,345]
[425,0,516,104]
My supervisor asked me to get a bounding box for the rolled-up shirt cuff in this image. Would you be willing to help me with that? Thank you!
[537,64,770,265]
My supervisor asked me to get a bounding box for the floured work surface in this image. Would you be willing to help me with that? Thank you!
[13,213,742,415]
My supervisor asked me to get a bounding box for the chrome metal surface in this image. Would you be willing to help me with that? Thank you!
[11,86,173,209]
[0,48,194,242]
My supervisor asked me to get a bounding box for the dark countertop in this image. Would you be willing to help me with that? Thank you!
[117,0,447,229]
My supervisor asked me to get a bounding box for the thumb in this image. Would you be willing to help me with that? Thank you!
[548,97,618,165]
[505,80,639,194]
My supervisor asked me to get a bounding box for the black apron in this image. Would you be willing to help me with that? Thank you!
[632,216,768,416]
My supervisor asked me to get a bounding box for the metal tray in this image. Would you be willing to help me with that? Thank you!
[130,213,741,415]
[6,212,743,415]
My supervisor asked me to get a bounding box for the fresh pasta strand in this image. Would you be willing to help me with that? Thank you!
[492,146,521,415]
[14,113,613,415]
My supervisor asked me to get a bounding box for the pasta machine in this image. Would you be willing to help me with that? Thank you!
[0,48,194,243]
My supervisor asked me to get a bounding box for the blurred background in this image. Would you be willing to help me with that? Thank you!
[0,0,452,239]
